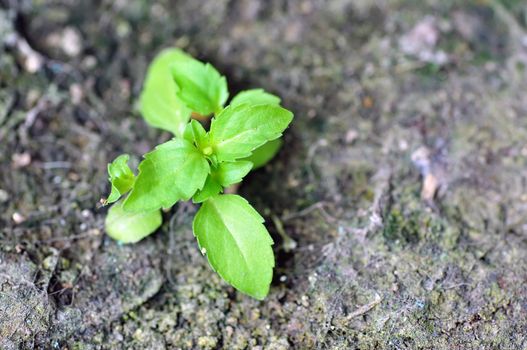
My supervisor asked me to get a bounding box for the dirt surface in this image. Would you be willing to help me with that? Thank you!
[1,0,527,349]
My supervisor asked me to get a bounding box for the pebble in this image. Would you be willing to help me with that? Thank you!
[400,16,439,54]
[46,27,82,57]
[421,173,439,201]
[398,139,409,151]
[197,336,218,348]
[399,16,448,65]
[411,146,431,175]
[0,189,9,203]
[69,83,83,105]
[132,328,144,341]
[88,228,101,236]
[19,37,43,73]
[12,212,26,224]
[12,152,31,168]
[345,129,358,144]
[62,28,82,56]
[82,55,97,69]
[362,96,374,109]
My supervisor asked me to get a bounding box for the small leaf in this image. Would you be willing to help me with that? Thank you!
[230,89,281,107]
[140,48,193,136]
[192,175,222,203]
[192,161,252,202]
[105,200,162,243]
[171,58,228,116]
[124,139,210,212]
[183,119,209,151]
[210,104,293,162]
[193,194,274,299]
[106,154,135,204]
[243,138,283,170]
[229,91,284,169]
[216,161,253,187]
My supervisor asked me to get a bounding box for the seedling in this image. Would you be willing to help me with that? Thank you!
[103,49,293,300]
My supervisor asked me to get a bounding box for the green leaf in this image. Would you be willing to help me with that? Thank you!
[229,90,284,169]
[230,89,281,107]
[123,139,210,212]
[105,200,162,243]
[171,57,228,116]
[216,161,253,187]
[192,161,252,203]
[243,138,283,170]
[140,48,193,136]
[106,154,135,204]
[193,194,274,299]
[210,104,293,162]
[183,119,210,152]
[192,175,222,203]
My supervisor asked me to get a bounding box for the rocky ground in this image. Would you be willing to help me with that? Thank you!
[1,0,527,349]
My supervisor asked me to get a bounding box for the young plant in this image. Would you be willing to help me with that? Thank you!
[103,48,293,300]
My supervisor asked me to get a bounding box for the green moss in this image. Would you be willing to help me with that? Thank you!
[383,209,420,244]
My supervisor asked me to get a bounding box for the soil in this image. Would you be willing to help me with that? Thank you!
[1,0,527,349]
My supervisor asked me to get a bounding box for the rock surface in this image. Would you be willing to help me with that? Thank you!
[1,0,527,348]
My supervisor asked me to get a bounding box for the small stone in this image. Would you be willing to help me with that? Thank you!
[411,146,430,174]
[12,212,26,224]
[69,83,83,105]
[132,328,144,341]
[250,308,261,320]
[88,228,101,236]
[398,139,409,151]
[345,129,358,144]
[12,152,31,168]
[197,336,218,348]
[225,325,234,338]
[26,53,43,72]
[68,172,81,181]
[82,55,97,69]
[400,16,448,65]
[362,96,374,109]
[61,27,82,57]
[46,27,82,58]
[0,189,9,203]
[400,16,439,55]
[26,89,41,107]
[421,173,439,201]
